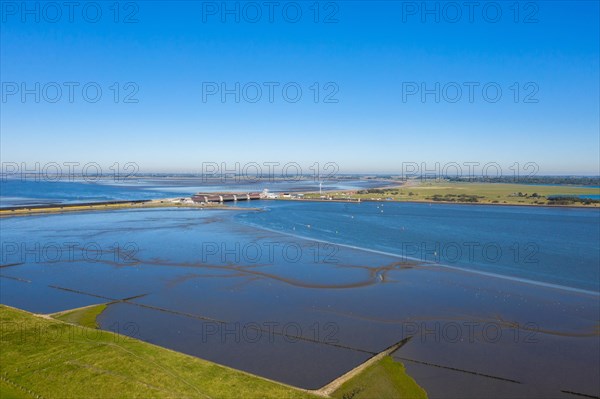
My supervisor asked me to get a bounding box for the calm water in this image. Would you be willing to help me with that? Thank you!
[1,203,598,396]
[237,201,600,293]
[0,178,390,207]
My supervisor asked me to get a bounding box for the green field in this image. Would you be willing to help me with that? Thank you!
[331,356,427,399]
[52,304,108,329]
[0,305,318,399]
[314,182,600,206]
[0,305,426,398]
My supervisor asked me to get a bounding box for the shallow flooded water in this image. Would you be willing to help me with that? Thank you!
[0,178,392,207]
[1,205,598,395]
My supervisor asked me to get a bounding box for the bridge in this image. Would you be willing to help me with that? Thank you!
[191,192,262,203]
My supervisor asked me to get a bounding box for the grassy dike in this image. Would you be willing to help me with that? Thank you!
[0,200,253,218]
[51,304,108,329]
[0,305,426,398]
[0,305,318,399]
[331,357,426,399]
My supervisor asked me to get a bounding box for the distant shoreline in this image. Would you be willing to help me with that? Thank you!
[275,197,600,209]
[3,196,598,217]
[300,182,600,208]
[0,199,256,217]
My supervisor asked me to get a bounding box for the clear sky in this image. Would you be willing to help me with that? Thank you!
[1,1,599,175]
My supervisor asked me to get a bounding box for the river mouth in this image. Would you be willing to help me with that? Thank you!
[1,207,598,396]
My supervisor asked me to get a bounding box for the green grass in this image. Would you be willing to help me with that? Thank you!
[0,305,318,399]
[1,305,427,398]
[331,356,427,399]
[316,182,600,206]
[0,377,36,399]
[52,304,108,328]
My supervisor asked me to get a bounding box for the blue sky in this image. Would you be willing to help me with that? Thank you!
[1,1,599,175]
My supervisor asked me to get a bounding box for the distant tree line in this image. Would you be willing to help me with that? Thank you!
[357,189,387,194]
[446,176,600,186]
[547,196,600,205]
[428,194,483,203]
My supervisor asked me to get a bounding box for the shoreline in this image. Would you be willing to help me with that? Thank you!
[0,199,257,217]
[276,197,600,209]
[238,218,600,297]
[300,182,600,208]
[1,304,425,398]
[0,304,324,398]
[3,196,598,218]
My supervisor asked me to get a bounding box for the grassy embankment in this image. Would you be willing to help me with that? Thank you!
[307,182,600,207]
[52,304,108,328]
[0,200,251,217]
[331,356,426,399]
[0,305,426,399]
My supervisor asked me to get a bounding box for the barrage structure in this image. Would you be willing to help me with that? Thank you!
[191,192,262,203]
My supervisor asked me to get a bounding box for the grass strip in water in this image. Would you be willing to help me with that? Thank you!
[331,356,427,399]
[52,304,108,329]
